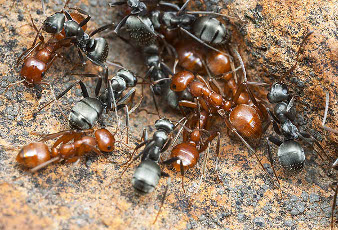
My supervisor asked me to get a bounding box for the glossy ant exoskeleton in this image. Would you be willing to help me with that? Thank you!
[111,0,231,53]
[16,128,116,172]
[13,0,115,96]
[264,30,328,172]
[39,68,137,131]
[265,83,326,170]
[162,109,220,191]
[122,118,184,223]
[170,70,268,149]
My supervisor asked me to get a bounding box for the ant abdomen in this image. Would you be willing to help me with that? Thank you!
[16,143,51,168]
[277,140,305,171]
[132,160,161,194]
[20,57,46,85]
[229,104,263,139]
[206,50,231,76]
[176,41,205,73]
[170,143,199,171]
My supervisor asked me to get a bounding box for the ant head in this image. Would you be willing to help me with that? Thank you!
[128,0,147,15]
[267,82,289,103]
[116,69,137,87]
[155,118,175,133]
[43,12,65,34]
[170,71,195,92]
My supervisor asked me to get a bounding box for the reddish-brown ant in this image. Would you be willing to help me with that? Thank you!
[163,109,220,191]
[16,128,117,172]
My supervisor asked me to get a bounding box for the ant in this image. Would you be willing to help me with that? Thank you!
[168,52,281,185]
[110,0,231,55]
[38,68,138,140]
[16,128,116,173]
[264,30,330,174]
[122,118,185,223]
[266,82,327,172]
[14,1,87,88]
[12,0,115,97]
[162,109,220,192]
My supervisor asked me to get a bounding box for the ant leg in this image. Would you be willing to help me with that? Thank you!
[180,160,186,193]
[153,173,171,224]
[129,94,143,115]
[95,77,102,97]
[40,81,68,118]
[194,143,210,195]
[106,80,120,126]
[180,27,232,59]
[299,132,329,160]
[162,157,185,193]
[179,100,198,109]
[68,7,90,16]
[284,29,314,79]
[150,85,161,119]
[322,91,338,134]
[37,80,84,113]
[113,15,130,34]
[29,15,45,44]
[209,78,225,97]
[139,128,148,143]
[332,183,338,230]
[106,60,124,69]
[63,0,71,9]
[221,113,278,185]
[30,157,61,173]
[79,15,91,28]
[89,24,114,37]
[117,88,136,106]
[108,1,127,7]
[121,146,150,175]
[3,80,26,95]
[177,0,191,15]
[124,105,130,144]
[158,2,180,11]
[266,137,282,188]
[16,42,43,67]
[186,11,238,20]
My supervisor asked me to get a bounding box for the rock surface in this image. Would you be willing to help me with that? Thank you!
[0,0,337,229]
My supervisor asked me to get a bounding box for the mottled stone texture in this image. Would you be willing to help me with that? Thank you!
[0,0,337,230]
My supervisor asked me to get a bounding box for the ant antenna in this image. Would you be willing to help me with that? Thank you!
[153,176,171,224]
[283,29,314,79]
[322,91,338,133]
[232,47,247,82]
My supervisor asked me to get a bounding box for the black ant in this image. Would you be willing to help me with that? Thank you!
[38,68,138,138]
[264,30,329,175]
[121,117,186,223]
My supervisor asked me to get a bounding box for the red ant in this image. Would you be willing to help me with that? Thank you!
[16,128,117,172]
[162,109,220,191]
[168,48,280,186]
